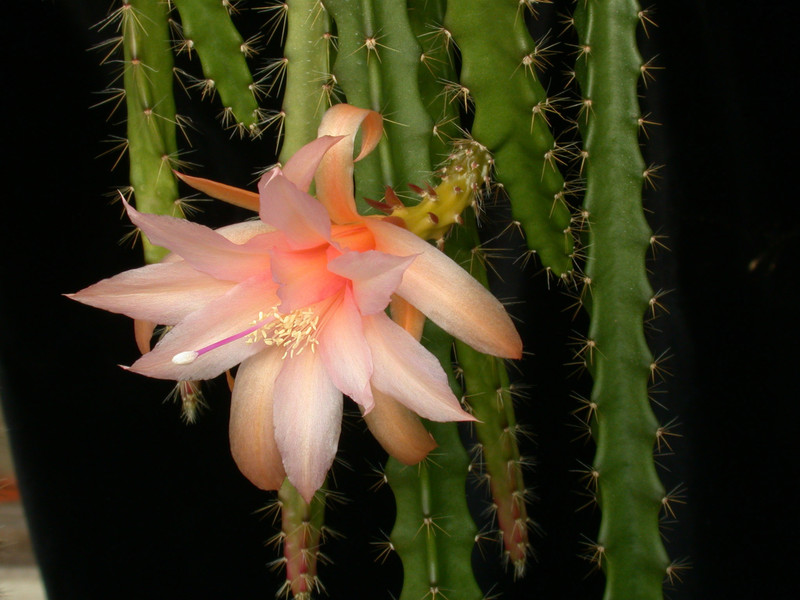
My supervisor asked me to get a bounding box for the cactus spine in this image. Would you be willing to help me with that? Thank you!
[172,0,262,136]
[324,0,434,205]
[385,323,482,600]
[276,480,326,599]
[279,0,335,162]
[572,1,669,597]
[446,0,575,276]
[120,0,180,263]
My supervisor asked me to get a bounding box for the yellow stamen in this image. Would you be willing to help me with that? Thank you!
[247,307,320,359]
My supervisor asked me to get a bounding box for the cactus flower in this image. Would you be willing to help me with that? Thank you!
[70,104,522,501]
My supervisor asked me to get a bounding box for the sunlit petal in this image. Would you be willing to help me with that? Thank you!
[367,219,522,359]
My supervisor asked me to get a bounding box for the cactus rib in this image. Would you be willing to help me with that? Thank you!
[172,0,261,136]
[445,0,575,275]
[121,0,180,264]
[573,1,670,597]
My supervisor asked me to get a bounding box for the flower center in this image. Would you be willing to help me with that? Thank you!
[246,307,320,359]
[170,306,319,366]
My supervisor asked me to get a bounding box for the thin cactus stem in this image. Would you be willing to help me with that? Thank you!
[385,323,482,600]
[572,1,669,597]
[172,0,261,136]
[324,0,434,205]
[279,0,335,163]
[274,5,335,596]
[405,0,460,162]
[121,0,180,263]
[447,216,532,578]
[278,480,326,599]
[445,0,575,276]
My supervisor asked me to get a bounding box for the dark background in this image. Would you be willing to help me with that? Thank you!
[1,1,798,598]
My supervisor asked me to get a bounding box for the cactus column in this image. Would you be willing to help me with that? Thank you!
[573,1,669,598]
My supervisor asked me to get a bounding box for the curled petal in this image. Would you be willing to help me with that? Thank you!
[273,349,343,503]
[124,201,271,282]
[363,312,474,423]
[258,170,332,249]
[367,219,523,359]
[229,350,286,490]
[317,290,374,411]
[175,172,260,212]
[129,275,279,381]
[327,250,416,315]
[362,388,436,465]
[316,105,383,224]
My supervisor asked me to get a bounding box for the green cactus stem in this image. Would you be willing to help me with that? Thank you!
[572,1,669,598]
[121,0,180,264]
[279,0,335,164]
[385,322,482,600]
[406,0,460,162]
[277,480,326,599]
[445,0,575,275]
[172,0,261,136]
[324,0,434,205]
[446,217,532,578]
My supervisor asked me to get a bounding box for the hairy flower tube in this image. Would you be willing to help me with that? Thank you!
[70,104,522,501]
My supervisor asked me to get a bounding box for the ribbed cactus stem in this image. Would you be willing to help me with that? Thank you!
[406,0,460,161]
[573,1,669,597]
[121,0,180,263]
[280,0,334,163]
[325,0,434,204]
[446,0,575,275]
[385,323,482,600]
[278,480,326,599]
[448,229,531,576]
[172,0,261,135]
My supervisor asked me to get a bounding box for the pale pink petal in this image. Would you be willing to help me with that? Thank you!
[281,135,345,193]
[68,260,234,325]
[270,246,344,313]
[363,313,474,422]
[258,169,332,249]
[273,349,342,503]
[129,274,279,380]
[317,290,374,411]
[316,105,383,224]
[367,219,523,359]
[175,171,260,212]
[389,296,426,341]
[124,201,272,282]
[327,250,416,315]
[229,350,286,490]
[362,388,436,465]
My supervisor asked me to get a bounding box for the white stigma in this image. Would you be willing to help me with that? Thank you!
[171,350,199,365]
